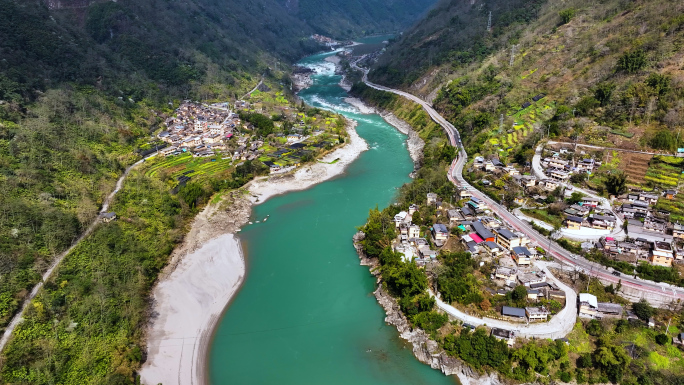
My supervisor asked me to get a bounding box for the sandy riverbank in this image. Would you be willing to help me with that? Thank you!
[139,234,245,385]
[140,118,368,385]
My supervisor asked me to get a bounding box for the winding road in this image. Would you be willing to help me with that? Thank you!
[530,144,626,241]
[354,60,684,311]
[0,152,159,353]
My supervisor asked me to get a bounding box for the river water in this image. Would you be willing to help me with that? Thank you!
[208,50,455,385]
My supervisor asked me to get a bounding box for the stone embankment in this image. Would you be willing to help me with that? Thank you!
[354,231,506,385]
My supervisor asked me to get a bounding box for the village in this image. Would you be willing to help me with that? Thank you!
[390,178,676,346]
[464,142,684,270]
[151,99,347,176]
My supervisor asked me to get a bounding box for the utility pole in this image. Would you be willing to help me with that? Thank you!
[499,114,504,133]
[487,11,492,32]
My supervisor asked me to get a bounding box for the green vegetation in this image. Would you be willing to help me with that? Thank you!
[369,0,546,87]
[521,209,564,228]
[371,0,684,167]
[604,172,628,195]
[655,193,684,222]
[1,169,185,383]
[645,156,684,188]
[559,8,576,25]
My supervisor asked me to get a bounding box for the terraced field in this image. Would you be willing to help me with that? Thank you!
[144,153,233,180]
[489,99,553,148]
[621,152,652,185]
[655,193,684,222]
[644,155,684,188]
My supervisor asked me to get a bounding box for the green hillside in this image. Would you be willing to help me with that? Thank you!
[0,0,438,382]
[288,0,437,37]
[369,0,684,162]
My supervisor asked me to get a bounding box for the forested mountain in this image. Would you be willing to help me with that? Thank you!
[284,0,437,38]
[370,0,545,88]
[0,0,436,381]
[369,0,684,158]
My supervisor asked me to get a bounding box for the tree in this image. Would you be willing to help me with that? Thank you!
[604,172,627,195]
[650,130,678,152]
[570,173,587,184]
[646,73,670,96]
[512,285,528,302]
[586,319,603,337]
[178,182,205,208]
[618,50,647,73]
[655,333,669,345]
[615,319,629,333]
[567,191,584,205]
[558,8,576,24]
[411,211,423,226]
[594,82,616,106]
[479,298,491,311]
[632,299,654,322]
[593,336,631,383]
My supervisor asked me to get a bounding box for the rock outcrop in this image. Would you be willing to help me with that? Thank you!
[354,231,507,385]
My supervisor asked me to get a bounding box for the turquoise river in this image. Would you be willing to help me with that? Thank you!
[208,49,456,385]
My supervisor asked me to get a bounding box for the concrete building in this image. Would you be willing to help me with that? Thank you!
[495,228,528,250]
[526,307,550,322]
[502,306,526,319]
[432,224,449,242]
[650,241,674,267]
[512,246,532,266]
[578,293,599,318]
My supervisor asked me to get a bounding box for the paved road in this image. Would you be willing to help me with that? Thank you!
[545,140,676,157]
[431,262,577,339]
[241,75,264,100]
[0,151,160,353]
[355,60,684,306]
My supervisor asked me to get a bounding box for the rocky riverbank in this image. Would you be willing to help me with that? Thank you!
[291,65,314,92]
[354,231,506,385]
[344,97,424,173]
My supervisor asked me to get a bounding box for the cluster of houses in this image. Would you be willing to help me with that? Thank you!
[619,191,679,244]
[392,203,439,266]
[492,267,566,323]
[596,235,684,267]
[541,151,599,181]
[565,202,617,231]
[157,102,239,157]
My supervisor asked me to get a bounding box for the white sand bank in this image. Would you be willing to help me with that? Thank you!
[139,234,245,385]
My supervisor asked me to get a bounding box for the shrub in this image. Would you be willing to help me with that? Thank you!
[559,8,576,24]
[560,371,573,382]
[617,50,647,73]
[632,299,654,322]
[655,333,669,345]
[586,319,603,337]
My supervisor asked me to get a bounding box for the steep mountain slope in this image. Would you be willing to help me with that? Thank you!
[369,0,545,89]
[0,0,439,381]
[285,0,437,37]
[369,0,684,162]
